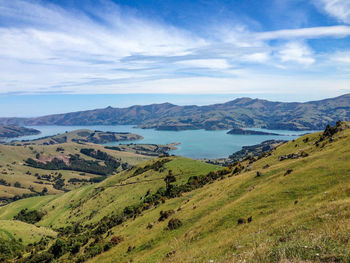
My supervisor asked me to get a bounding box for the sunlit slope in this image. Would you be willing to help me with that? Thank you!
[88,123,350,262]
[0,142,152,203]
[0,220,56,245]
[0,157,220,228]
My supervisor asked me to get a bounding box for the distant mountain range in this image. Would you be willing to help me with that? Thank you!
[1,94,350,131]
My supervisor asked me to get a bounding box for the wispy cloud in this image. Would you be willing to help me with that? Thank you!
[331,51,350,65]
[316,0,350,23]
[0,0,349,96]
[175,59,231,70]
[255,25,350,40]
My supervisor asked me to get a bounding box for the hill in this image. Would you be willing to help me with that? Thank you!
[7,129,143,145]
[0,139,157,206]
[1,94,350,130]
[0,125,40,139]
[0,220,57,245]
[1,121,350,262]
[227,128,281,135]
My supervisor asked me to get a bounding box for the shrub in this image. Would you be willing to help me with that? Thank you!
[14,181,22,188]
[110,236,124,245]
[26,252,54,263]
[71,242,81,254]
[158,210,175,222]
[284,169,293,176]
[14,209,44,224]
[167,218,182,230]
[0,237,23,261]
[49,238,67,258]
[86,244,103,257]
[237,218,246,225]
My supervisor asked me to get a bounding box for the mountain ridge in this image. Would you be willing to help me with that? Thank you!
[1,94,350,130]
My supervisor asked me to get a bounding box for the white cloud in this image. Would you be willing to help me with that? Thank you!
[317,0,350,23]
[277,42,315,65]
[331,51,350,64]
[60,76,350,97]
[335,56,350,63]
[175,59,231,70]
[0,0,349,96]
[255,25,350,40]
[242,52,270,63]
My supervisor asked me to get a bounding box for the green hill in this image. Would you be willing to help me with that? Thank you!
[0,220,56,245]
[0,125,40,139]
[1,122,350,262]
[0,140,154,205]
[8,129,143,145]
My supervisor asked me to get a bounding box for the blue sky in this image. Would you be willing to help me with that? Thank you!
[0,0,350,116]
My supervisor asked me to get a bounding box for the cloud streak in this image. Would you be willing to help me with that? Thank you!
[0,0,349,96]
[255,25,350,40]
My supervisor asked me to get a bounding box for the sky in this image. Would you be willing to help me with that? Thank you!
[0,0,350,116]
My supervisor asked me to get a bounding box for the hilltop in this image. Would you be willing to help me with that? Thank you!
[1,94,350,130]
[0,125,40,139]
[7,129,143,145]
[1,122,350,262]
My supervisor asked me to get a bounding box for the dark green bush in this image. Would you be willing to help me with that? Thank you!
[14,209,44,224]
[158,210,174,222]
[49,238,67,258]
[167,218,182,230]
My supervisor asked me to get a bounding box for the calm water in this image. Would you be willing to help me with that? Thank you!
[3,125,315,159]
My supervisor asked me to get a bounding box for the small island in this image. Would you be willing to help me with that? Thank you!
[9,129,143,145]
[227,128,281,136]
[0,125,40,138]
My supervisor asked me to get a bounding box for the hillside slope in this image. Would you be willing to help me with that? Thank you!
[1,122,350,262]
[0,94,349,130]
[7,129,143,145]
[87,121,350,263]
[0,141,153,205]
[0,157,219,228]
[0,125,40,138]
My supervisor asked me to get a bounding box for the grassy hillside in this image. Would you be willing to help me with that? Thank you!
[1,122,350,262]
[0,157,219,229]
[86,122,350,263]
[0,141,153,205]
[0,125,40,139]
[0,220,56,245]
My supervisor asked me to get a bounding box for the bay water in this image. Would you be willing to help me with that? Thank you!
[4,125,314,159]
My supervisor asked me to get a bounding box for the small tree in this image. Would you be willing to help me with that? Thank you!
[164,175,176,194]
[42,187,48,194]
[49,238,67,258]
